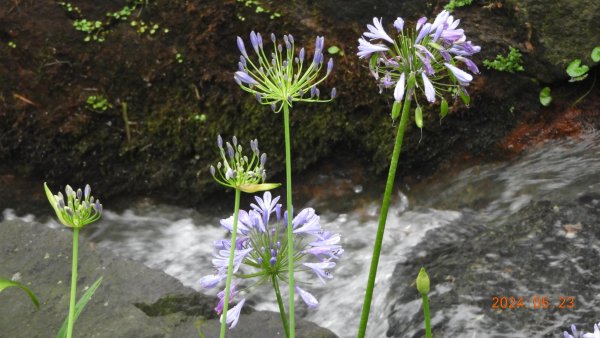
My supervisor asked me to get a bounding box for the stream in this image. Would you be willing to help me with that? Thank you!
[4,133,600,337]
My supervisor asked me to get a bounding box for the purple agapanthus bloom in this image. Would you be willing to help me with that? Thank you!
[357,10,480,119]
[200,191,343,328]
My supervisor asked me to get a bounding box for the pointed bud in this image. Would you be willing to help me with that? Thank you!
[271,33,276,43]
[278,44,283,53]
[250,31,259,53]
[257,32,263,49]
[84,184,91,199]
[331,87,337,99]
[288,34,294,44]
[416,267,430,296]
[299,48,305,63]
[210,165,216,176]
[226,142,234,158]
[327,58,334,75]
[271,103,277,112]
[260,153,267,166]
[217,134,223,148]
[76,188,82,201]
[255,93,262,103]
[225,167,234,180]
[232,136,238,146]
[236,36,248,58]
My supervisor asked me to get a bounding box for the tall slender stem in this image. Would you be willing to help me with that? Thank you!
[357,97,412,338]
[220,188,241,338]
[272,275,290,338]
[422,294,432,338]
[282,102,296,338]
[66,228,80,338]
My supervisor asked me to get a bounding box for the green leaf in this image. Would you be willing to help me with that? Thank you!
[566,59,589,78]
[391,101,401,120]
[459,91,470,106]
[56,277,103,338]
[539,87,552,106]
[327,46,340,55]
[415,106,423,128]
[440,99,449,120]
[0,278,40,309]
[592,46,600,62]
[369,53,378,72]
[239,183,281,193]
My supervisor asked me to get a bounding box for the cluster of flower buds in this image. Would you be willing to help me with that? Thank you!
[44,183,102,229]
[234,31,337,112]
[210,135,279,193]
[357,11,480,122]
[200,192,343,328]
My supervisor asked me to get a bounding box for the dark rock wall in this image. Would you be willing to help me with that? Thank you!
[0,0,597,205]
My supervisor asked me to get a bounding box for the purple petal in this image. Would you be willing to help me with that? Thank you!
[444,62,473,84]
[221,298,246,329]
[234,71,258,85]
[415,23,432,43]
[416,17,427,31]
[296,286,319,309]
[455,56,479,74]
[357,37,388,59]
[236,36,248,58]
[394,17,404,31]
[394,72,405,102]
[421,73,436,103]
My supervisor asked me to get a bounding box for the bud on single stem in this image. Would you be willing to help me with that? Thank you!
[416,267,430,296]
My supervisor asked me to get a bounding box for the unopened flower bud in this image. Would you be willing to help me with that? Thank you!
[84,184,91,199]
[331,87,337,99]
[210,165,216,176]
[416,267,430,296]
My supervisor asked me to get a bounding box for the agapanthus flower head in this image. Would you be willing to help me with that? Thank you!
[357,11,480,121]
[234,31,337,112]
[44,182,102,229]
[210,135,280,193]
[201,191,343,327]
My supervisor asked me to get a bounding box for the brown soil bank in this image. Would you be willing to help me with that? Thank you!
[0,0,598,206]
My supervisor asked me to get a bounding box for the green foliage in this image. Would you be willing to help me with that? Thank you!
[8,41,16,48]
[73,19,105,42]
[539,87,552,106]
[566,59,589,82]
[0,278,40,309]
[592,46,600,62]
[327,45,344,56]
[86,95,112,112]
[444,0,473,11]
[175,52,184,64]
[55,277,103,338]
[236,0,281,21]
[440,99,449,120]
[483,47,525,73]
[59,1,168,42]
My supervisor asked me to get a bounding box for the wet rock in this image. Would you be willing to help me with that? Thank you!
[0,220,337,338]
[386,195,600,337]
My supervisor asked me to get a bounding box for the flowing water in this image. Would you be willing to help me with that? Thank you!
[4,133,600,337]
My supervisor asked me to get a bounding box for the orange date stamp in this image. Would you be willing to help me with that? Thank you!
[491,295,575,310]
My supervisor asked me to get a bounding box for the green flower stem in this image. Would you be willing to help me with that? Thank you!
[422,294,432,338]
[66,228,80,338]
[357,96,412,338]
[220,188,241,338]
[272,274,290,338]
[282,102,296,338]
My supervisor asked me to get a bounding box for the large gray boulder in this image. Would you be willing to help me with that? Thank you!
[0,220,337,337]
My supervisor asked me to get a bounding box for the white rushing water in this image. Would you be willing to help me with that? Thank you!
[4,132,600,337]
